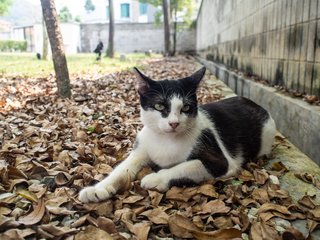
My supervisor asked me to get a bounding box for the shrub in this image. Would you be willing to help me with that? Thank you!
[0,40,27,52]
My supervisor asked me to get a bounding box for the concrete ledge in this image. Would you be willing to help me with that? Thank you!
[197,57,320,165]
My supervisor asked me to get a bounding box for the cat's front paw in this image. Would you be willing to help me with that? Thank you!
[78,185,116,203]
[141,172,169,192]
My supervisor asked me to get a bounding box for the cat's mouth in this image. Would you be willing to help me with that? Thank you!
[164,128,180,134]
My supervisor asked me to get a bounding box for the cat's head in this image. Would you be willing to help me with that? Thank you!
[133,67,206,135]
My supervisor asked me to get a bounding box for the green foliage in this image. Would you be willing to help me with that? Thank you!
[140,0,195,26]
[74,15,81,22]
[0,0,12,15]
[59,6,72,23]
[0,40,27,52]
[171,0,195,25]
[84,0,95,13]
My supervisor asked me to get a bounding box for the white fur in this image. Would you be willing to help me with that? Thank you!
[258,115,276,157]
[79,148,149,202]
[141,160,212,191]
[79,97,276,203]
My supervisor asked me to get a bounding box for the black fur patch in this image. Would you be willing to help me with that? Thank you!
[200,96,269,162]
[168,178,197,188]
[188,129,229,177]
[148,161,161,172]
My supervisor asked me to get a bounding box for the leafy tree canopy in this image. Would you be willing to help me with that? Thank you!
[84,0,95,13]
[59,6,72,23]
[74,15,81,22]
[0,0,12,15]
[140,0,195,25]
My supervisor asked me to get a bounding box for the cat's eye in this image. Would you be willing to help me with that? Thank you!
[181,105,190,112]
[154,103,165,111]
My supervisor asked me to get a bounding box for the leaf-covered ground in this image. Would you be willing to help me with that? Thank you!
[0,56,319,240]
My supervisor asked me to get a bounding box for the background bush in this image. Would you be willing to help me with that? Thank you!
[0,40,27,52]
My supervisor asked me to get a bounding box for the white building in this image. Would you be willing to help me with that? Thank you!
[1,0,159,53]
[81,0,158,23]
[0,20,12,40]
[12,23,80,54]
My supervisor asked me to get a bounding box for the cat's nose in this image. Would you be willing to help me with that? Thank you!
[169,122,180,129]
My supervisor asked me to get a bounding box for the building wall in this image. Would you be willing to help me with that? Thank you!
[80,23,196,53]
[82,0,157,23]
[33,23,81,54]
[196,0,320,96]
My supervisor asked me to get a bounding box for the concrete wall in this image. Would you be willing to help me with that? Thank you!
[32,23,81,54]
[81,23,196,53]
[80,0,157,23]
[196,0,320,97]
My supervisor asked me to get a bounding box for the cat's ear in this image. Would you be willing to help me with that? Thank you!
[133,67,154,94]
[190,67,206,86]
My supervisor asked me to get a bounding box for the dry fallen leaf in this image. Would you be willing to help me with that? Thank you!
[0,228,35,240]
[74,225,112,240]
[140,208,169,225]
[252,188,270,204]
[282,227,305,240]
[16,189,39,202]
[168,213,200,238]
[191,228,242,240]
[257,203,291,215]
[166,186,197,202]
[200,199,231,214]
[38,224,79,238]
[18,199,45,226]
[124,221,151,240]
[253,169,269,185]
[298,194,317,209]
[96,216,117,234]
[250,222,280,240]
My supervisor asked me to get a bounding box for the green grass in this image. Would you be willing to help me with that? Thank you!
[0,52,160,78]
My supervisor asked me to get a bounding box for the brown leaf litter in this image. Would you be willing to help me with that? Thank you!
[0,56,319,239]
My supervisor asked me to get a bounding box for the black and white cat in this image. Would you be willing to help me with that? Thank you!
[79,67,276,203]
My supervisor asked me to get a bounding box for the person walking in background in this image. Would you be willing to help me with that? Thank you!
[94,41,104,60]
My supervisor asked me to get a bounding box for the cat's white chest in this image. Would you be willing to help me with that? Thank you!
[139,128,196,168]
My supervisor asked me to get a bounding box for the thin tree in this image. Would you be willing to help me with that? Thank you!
[40,0,71,98]
[172,0,178,56]
[42,18,48,60]
[162,0,170,56]
[141,0,194,56]
[106,0,114,58]
[170,0,194,56]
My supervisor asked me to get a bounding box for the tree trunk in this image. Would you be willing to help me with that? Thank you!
[106,0,114,58]
[40,0,71,98]
[42,18,48,60]
[162,0,171,56]
[172,2,178,56]
[172,21,177,56]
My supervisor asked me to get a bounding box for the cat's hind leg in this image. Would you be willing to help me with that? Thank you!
[141,160,212,191]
